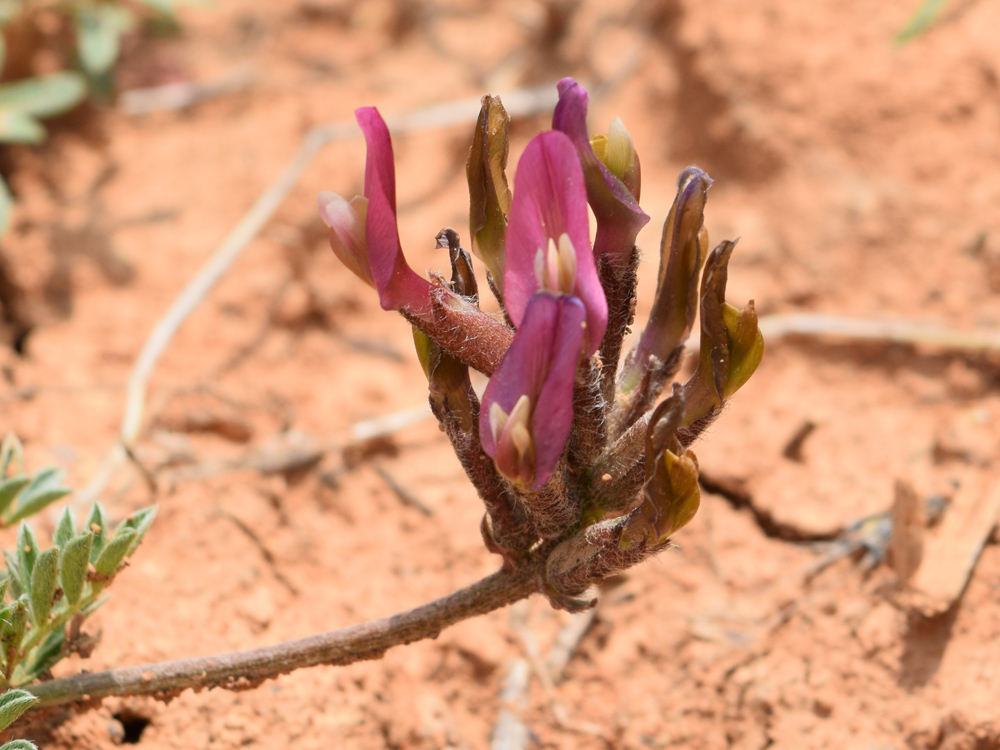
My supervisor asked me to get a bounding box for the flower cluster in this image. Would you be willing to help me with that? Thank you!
[318,79,763,609]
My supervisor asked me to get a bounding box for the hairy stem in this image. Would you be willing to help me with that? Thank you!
[29,559,543,708]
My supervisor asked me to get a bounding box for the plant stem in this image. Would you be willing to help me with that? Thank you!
[29,559,542,708]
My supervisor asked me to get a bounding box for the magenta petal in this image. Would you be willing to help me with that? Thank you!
[504,130,607,355]
[552,78,650,271]
[480,294,586,490]
[355,107,432,314]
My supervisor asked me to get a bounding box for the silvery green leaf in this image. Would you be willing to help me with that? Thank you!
[2,552,22,599]
[0,110,44,145]
[8,467,71,525]
[0,689,37,732]
[120,506,157,556]
[53,508,76,550]
[59,533,92,606]
[94,528,136,577]
[28,548,58,626]
[0,740,39,750]
[0,576,8,603]
[137,0,176,12]
[0,72,86,118]
[85,504,109,564]
[75,5,135,76]
[895,0,950,45]
[6,489,71,525]
[21,629,64,683]
[0,434,23,477]
[15,524,38,587]
[82,594,107,616]
[0,476,29,519]
[2,598,27,649]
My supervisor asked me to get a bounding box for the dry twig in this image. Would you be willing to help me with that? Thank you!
[490,659,531,750]
[757,313,1000,351]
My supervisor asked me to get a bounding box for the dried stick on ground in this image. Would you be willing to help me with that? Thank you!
[29,555,545,708]
[757,313,1000,351]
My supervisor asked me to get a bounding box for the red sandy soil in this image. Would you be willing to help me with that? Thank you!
[3,0,1000,747]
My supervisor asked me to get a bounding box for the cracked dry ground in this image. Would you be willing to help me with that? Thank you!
[3,0,1000,748]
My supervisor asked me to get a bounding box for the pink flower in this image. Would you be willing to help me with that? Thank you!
[318,107,431,315]
[480,294,586,490]
[504,130,607,356]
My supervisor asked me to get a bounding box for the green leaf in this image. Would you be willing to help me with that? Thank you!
[120,506,157,556]
[1,739,39,750]
[15,525,38,588]
[0,576,9,604]
[0,435,23,479]
[8,467,71,525]
[2,552,22,599]
[0,476,29,519]
[0,689,37,732]
[59,533,92,606]
[94,528,136,577]
[82,594,107,617]
[137,0,178,13]
[0,72,87,119]
[895,0,951,45]
[2,598,28,650]
[28,548,58,627]
[75,5,135,76]
[0,110,44,145]
[53,508,77,550]
[86,504,109,564]
[20,629,64,683]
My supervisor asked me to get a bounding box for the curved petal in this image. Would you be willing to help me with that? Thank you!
[318,192,374,288]
[504,130,607,355]
[480,294,586,490]
[552,78,650,274]
[355,107,432,314]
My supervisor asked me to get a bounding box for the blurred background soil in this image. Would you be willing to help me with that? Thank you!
[3,0,1000,747]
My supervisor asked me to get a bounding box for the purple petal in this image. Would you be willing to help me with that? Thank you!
[355,107,432,314]
[480,294,586,490]
[318,192,374,288]
[552,78,650,272]
[504,131,607,355]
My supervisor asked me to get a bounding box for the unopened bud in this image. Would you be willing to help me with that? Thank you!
[682,240,765,428]
[590,117,640,199]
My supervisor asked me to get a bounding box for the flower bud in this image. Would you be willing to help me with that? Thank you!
[589,117,640,200]
[681,240,765,431]
[620,167,712,395]
[620,389,701,548]
[466,95,512,293]
[553,78,649,275]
